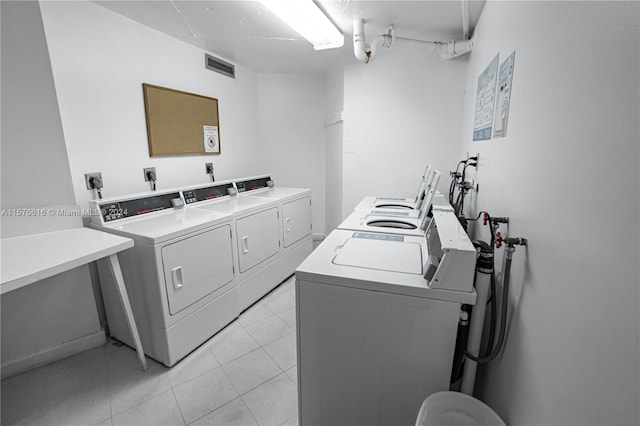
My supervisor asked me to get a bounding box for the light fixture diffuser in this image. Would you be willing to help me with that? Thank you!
[260,0,344,50]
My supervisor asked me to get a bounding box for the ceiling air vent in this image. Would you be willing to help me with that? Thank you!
[205,53,235,79]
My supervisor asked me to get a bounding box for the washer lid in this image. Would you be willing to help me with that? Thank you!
[332,236,423,274]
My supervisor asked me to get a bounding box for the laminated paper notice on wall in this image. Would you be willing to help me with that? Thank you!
[493,51,516,138]
[473,54,499,141]
[203,125,219,153]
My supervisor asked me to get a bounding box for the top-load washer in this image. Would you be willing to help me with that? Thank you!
[353,164,431,211]
[89,189,238,366]
[184,176,312,311]
[353,169,439,220]
[338,171,441,236]
[295,209,477,426]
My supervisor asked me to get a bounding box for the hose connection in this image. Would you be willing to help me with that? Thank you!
[495,232,527,249]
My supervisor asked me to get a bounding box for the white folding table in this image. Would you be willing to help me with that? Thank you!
[1,227,148,370]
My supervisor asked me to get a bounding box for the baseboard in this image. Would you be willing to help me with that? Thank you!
[1,330,106,379]
[312,233,326,241]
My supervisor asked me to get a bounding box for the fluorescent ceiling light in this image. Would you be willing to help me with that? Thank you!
[260,0,344,50]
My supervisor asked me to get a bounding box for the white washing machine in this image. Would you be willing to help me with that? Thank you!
[353,164,431,211]
[352,171,440,223]
[89,189,238,366]
[338,172,441,237]
[295,210,477,426]
[184,176,312,311]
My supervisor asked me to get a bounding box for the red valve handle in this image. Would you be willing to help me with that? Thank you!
[495,231,503,248]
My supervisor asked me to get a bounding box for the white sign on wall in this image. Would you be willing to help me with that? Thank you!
[473,54,499,141]
[493,52,516,138]
[203,125,219,153]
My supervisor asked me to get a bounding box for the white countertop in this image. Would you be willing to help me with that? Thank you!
[1,227,133,294]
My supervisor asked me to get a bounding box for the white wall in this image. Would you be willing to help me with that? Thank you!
[324,64,344,233]
[257,73,327,236]
[342,46,468,217]
[39,1,264,209]
[459,2,639,425]
[1,1,74,209]
[1,1,103,374]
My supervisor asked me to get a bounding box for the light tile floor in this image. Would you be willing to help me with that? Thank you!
[1,276,299,426]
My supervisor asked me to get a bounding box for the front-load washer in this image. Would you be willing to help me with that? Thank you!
[353,164,431,211]
[89,189,238,366]
[295,210,477,426]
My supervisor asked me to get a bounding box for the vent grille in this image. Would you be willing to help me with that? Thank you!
[205,53,235,79]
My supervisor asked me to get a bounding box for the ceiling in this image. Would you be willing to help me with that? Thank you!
[94,0,486,74]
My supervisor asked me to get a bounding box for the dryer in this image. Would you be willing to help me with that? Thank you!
[234,175,313,309]
[89,189,238,366]
[295,210,477,426]
[235,175,313,251]
[184,176,312,311]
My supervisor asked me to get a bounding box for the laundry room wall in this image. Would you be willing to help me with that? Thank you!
[257,73,327,237]
[324,64,345,233]
[39,1,264,210]
[458,2,640,425]
[1,0,104,376]
[341,45,468,217]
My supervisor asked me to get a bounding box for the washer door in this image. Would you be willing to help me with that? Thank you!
[162,225,234,315]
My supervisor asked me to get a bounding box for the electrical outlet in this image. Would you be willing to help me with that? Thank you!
[466,152,480,168]
[84,172,102,189]
[205,163,214,175]
[143,167,156,181]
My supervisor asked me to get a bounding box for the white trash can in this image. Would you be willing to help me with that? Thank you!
[415,391,506,426]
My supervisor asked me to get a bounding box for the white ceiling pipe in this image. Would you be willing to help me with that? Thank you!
[394,36,439,50]
[353,19,392,64]
[461,0,470,40]
[353,19,368,62]
[354,19,473,63]
[394,36,473,60]
[439,39,474,60]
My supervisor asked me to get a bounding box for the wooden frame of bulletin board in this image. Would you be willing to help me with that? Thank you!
[142,83,221,157]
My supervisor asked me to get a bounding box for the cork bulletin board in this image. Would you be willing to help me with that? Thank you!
[142,83,221,157]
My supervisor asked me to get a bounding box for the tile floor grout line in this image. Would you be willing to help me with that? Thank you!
[260,332,297,371]
[207,346,222,369]
[239,371,297,426]
[37,361,49,414]
[239,311,278,329]
[219,346,286,396]
[102,351,114,425]
[168,384,188,426]
[238,393,262,426]
[243,371,296,426]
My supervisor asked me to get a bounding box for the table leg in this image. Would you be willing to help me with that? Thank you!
[107,254,148,371]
